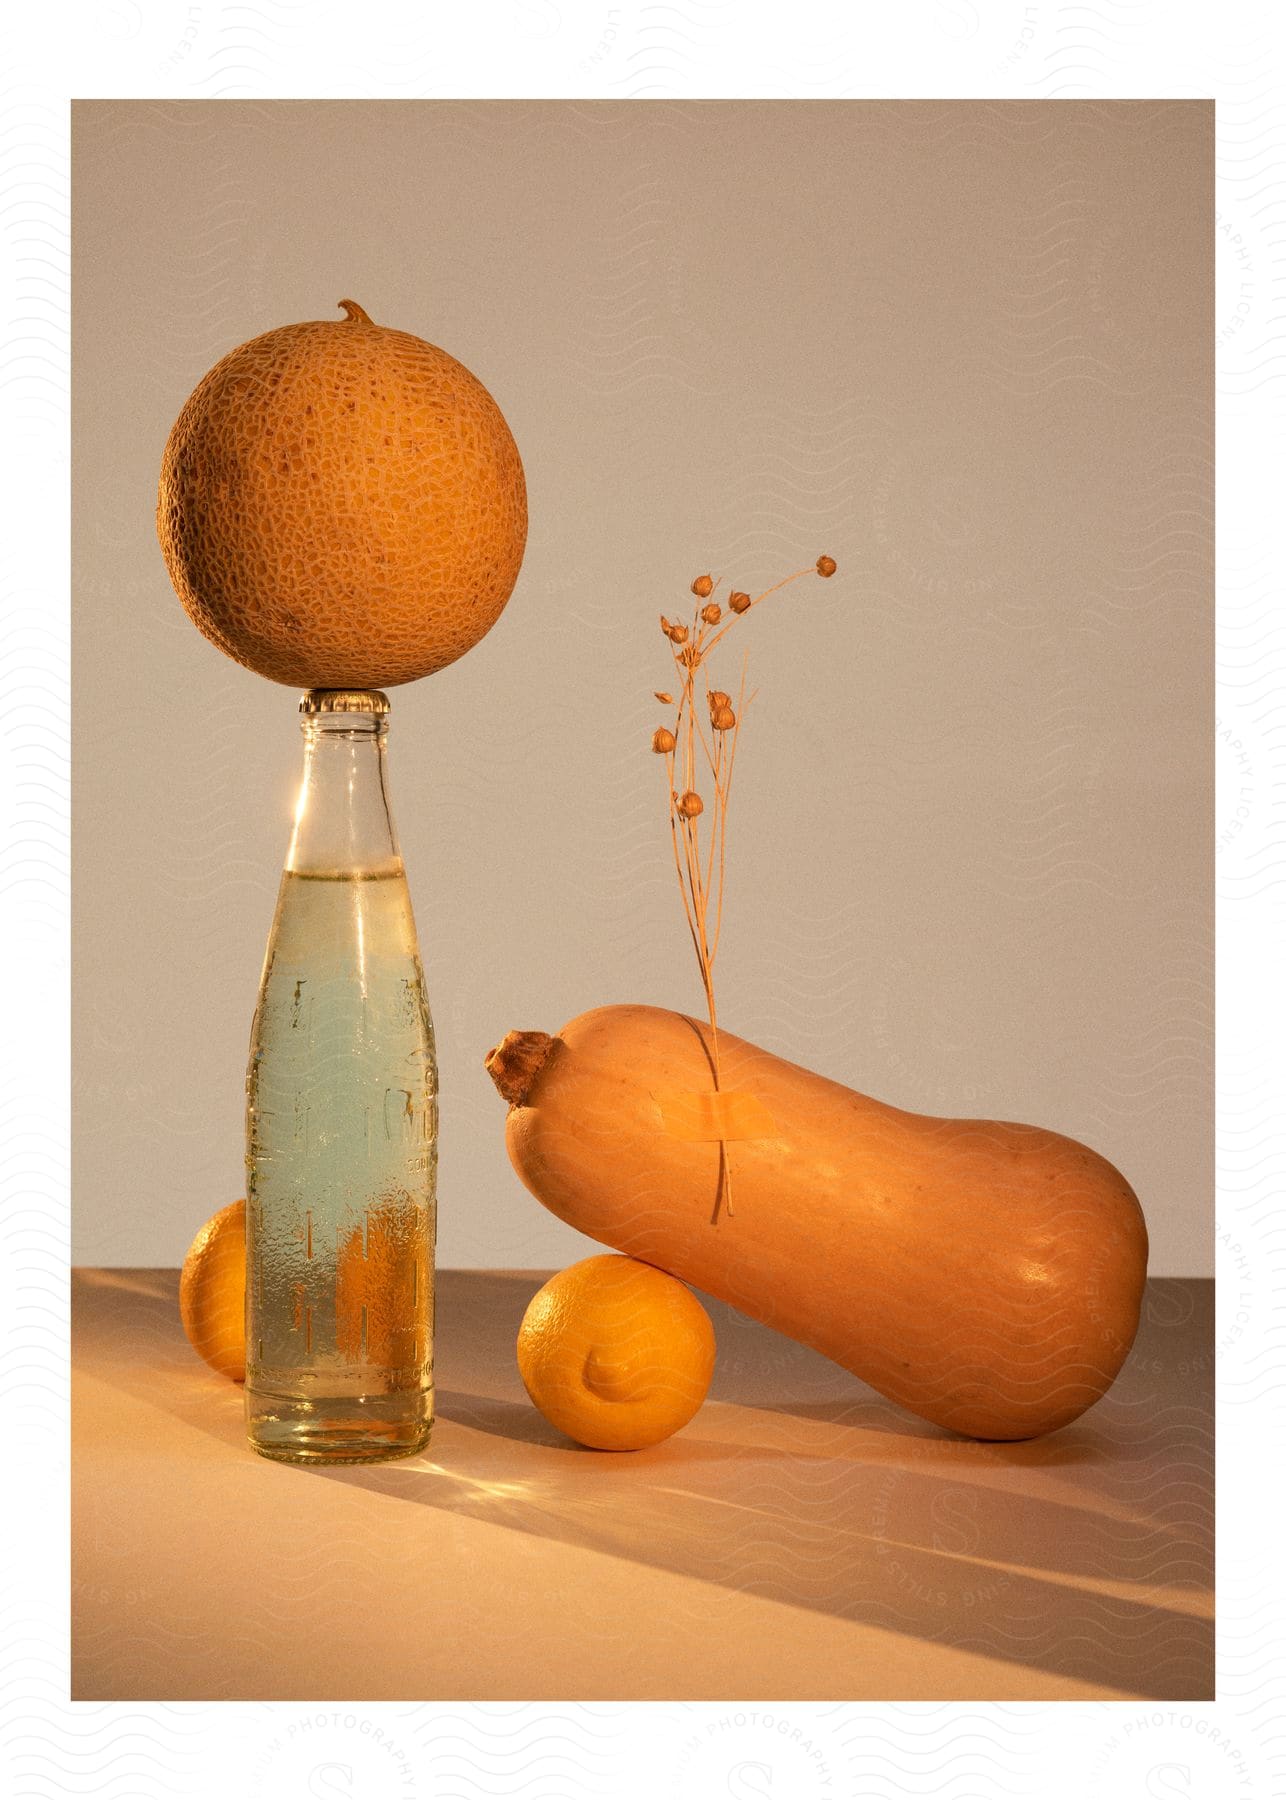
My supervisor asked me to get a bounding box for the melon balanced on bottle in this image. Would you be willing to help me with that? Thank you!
[157,302,527,1463]
[157,299,527,689]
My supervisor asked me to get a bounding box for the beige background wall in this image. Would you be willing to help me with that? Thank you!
[72,100,1211,1272]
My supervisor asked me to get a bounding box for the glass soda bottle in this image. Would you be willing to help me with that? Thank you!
[244,689,437,1462]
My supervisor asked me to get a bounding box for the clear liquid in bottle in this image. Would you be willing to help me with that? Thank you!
[244,693,436,1463]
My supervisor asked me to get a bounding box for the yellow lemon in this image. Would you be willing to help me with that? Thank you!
[179,1200,246,1381]
[517,1254,716,1450]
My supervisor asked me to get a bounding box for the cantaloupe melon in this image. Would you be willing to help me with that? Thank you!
[157,300,527,688]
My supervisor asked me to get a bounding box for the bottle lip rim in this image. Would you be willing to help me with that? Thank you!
[299,689,391,717]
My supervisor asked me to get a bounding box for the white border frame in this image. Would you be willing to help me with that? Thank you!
[5,5,1275,1794]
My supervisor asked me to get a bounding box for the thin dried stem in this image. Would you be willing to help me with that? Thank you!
[709,654,749,966]
[700,567,812,659]
[665,751,703,966]
[682,813,705,928]
[694,710,719,781]
[703,728,721,901]
[651,555,837,1224]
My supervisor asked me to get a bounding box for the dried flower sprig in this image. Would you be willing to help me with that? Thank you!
[650,553,839,1222]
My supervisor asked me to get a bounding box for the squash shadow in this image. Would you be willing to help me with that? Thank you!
[316,1271,1213,1699]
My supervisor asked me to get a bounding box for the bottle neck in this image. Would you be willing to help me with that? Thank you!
[286,708,402,878]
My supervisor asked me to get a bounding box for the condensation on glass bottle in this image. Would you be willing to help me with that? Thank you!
[245,689,437,1463]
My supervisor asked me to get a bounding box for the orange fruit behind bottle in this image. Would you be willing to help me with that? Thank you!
[179,1199,246,1381]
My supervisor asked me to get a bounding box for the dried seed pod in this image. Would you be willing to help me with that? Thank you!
[729,590,751,614]
[707,689,730,712]
[711,706,736,732]
[700,603,721,625]
[654,690,673,704]
[816,555,837,578]
[652,727,676,754]
[667,622,689,645]
[691,574,714,599]
[676,789,704,819]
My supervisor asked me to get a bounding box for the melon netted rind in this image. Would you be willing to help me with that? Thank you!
[157,309,528,688]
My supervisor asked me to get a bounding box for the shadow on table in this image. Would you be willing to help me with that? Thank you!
[73,1267,1214,1699]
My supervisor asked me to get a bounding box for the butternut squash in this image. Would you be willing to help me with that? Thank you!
[485,1005,1148,1441]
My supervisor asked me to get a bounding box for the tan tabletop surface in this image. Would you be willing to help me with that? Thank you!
[73,1271,1212,1702]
